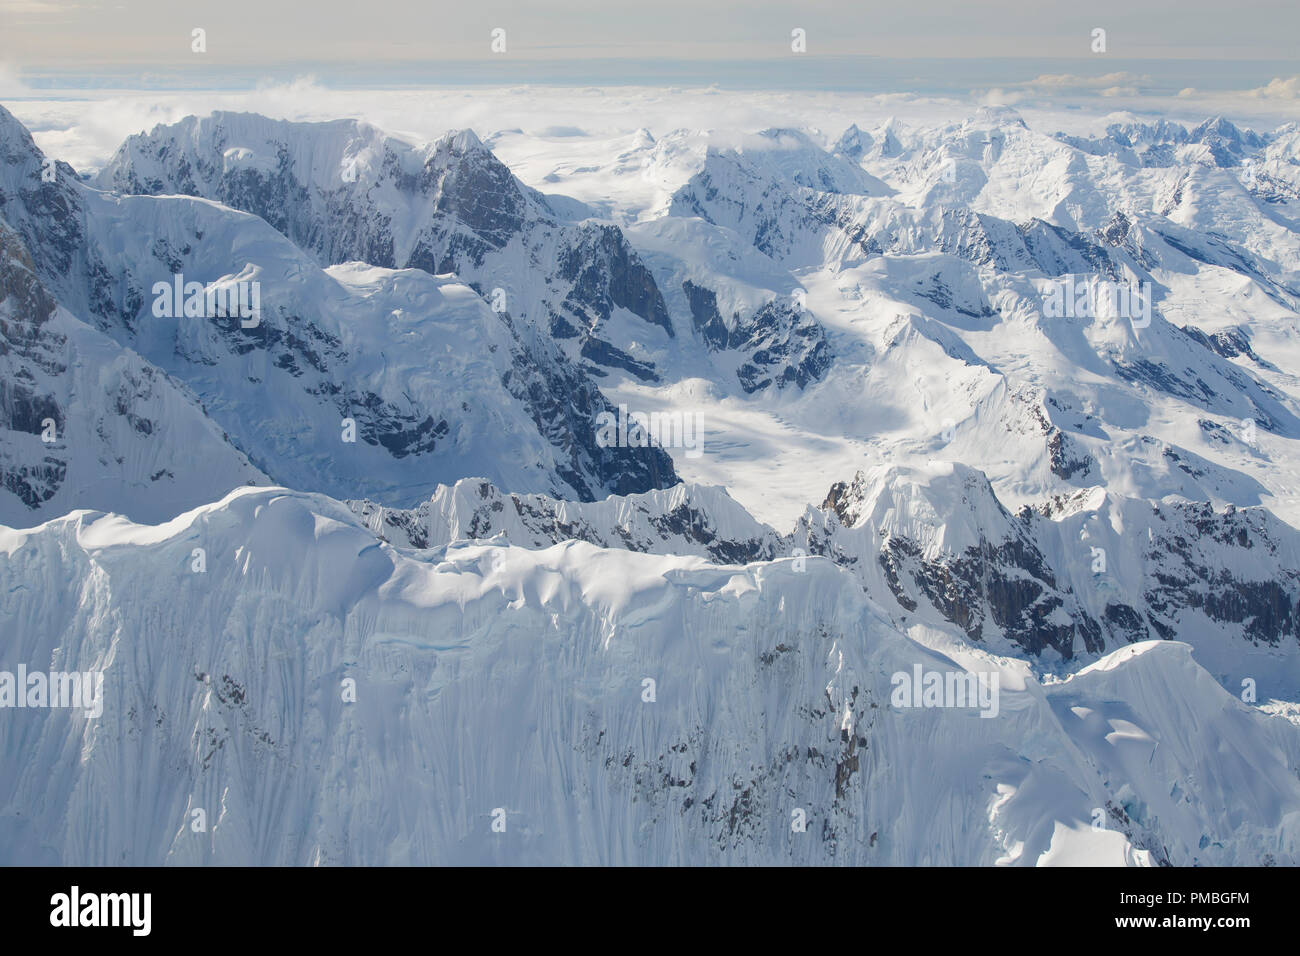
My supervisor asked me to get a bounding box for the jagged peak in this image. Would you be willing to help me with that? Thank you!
[1192,114,1245,138]
[821,461,1010,540]
[0,101,41,158]
[436,127,487,154]
[833,122,872,154]
[348,475,779,559]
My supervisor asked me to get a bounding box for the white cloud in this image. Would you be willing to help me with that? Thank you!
[1246,76,1300,100]
[978,88,1027,107]
[1019,72,1150,92]
[7,80,1300,178]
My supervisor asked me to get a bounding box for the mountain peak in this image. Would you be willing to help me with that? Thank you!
[441,127,485,153]
[0,101,42,161]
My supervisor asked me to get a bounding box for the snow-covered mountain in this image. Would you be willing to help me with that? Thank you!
[0,217,265,526]
[349,466,1300,699]
[95,113,680,378]
[96,112,841,398]
[0,105,678,522]
[4,99,1300,865]
[1056,116,1270,170]
[4,485,1299,865]
[481,108,1300,537]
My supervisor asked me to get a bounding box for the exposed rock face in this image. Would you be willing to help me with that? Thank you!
[1136,500,1300,646]
[0,105,680,509]
[497,317,679,499]
[682,280,831,393]
[0,218,266,526]
[352,465,1300,673]
[558,223,673,337]
[807,465,1105,658]
[0,222,65,509]
[0,112,83,280]
[96,115,677,374]
[803,465,1300,664]
[349,476,780,562]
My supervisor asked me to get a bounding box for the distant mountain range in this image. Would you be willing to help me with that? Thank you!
[3,102,1300,865]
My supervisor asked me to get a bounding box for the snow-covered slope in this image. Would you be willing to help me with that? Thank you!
[100,107,1300,534]
[799,462,1300,692]
[0,219,265,527]
[5,98,1300,866]
[95,112,680,381]
[348,468,1300,701]
[3,486,1298,865]
[489,107,1300,531]
[96,112,841,400]
[0,105,678,520]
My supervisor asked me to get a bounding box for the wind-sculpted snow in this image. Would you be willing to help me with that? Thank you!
[2,487,1298,865]
[347,468,1300,700]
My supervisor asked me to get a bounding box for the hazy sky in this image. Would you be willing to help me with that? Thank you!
[2,0,1298,70]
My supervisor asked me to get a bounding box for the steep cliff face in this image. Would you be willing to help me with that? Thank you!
[96,113,853,401]
[682,280,831,393]
[800,464,1300,694]
[0,221,65,512]
[4,487,1298,865]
